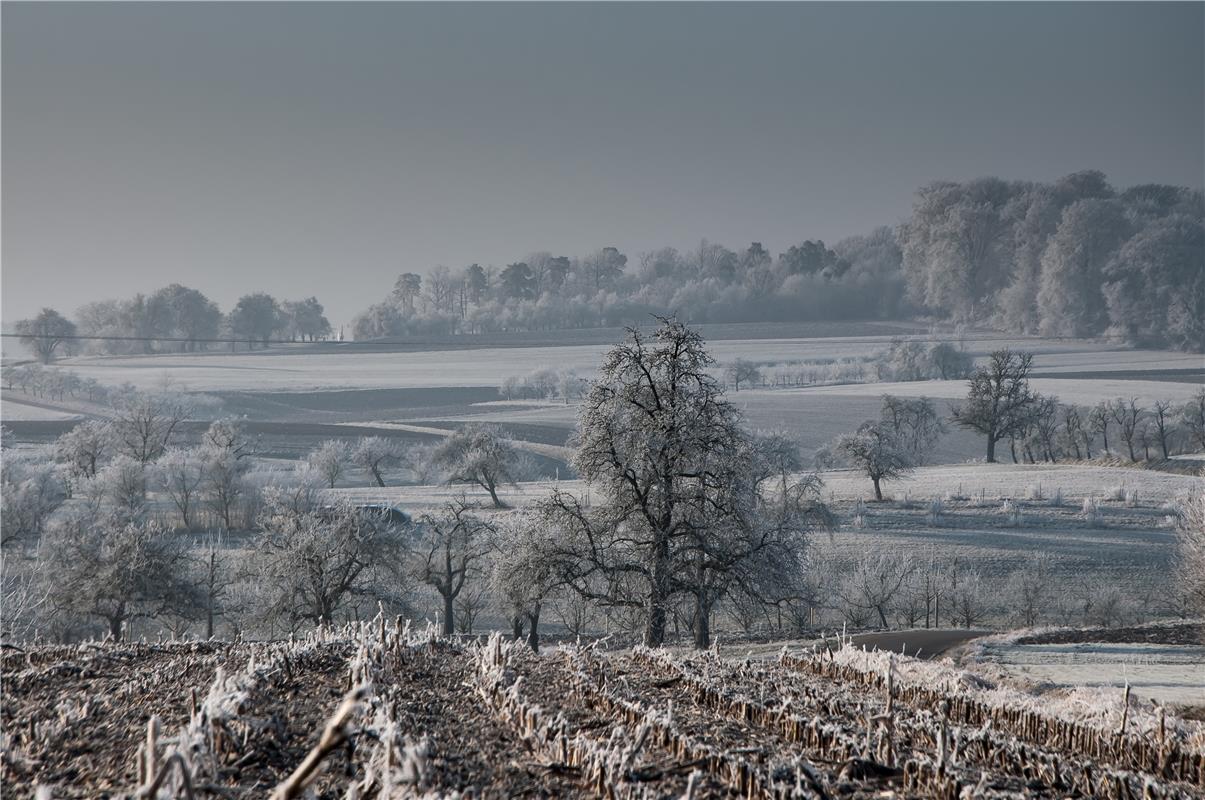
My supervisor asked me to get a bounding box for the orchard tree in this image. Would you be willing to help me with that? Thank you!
[415,500,493,635]
[16,308,76,364]
[202,419,251,460]
[950,350,1037,462]
[835,422,912,501]
[252,490,409,630]
[111,390,192,465]
[156,448,204,529]
[534,317,824,648]
[307,440,351,488]
[429,424,521,508]
[490,511,561,651]
[725,359,762,391]
[54,420,112,481]
[879,395,945,465]
[353,437,406,487]
[1109,397,1144,462]
[44,516,200,641]
[1151,400,1176,460]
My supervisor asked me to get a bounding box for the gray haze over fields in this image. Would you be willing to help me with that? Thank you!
[4,2,1202,327]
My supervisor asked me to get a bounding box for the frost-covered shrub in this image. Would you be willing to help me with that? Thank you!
[1103,485,1125,502]
[1025,483,1044,501]
[851,498,868,530]
[1001,499,1024,527]
[1124,489,1139,508]
[927,497,944,526]
[1049,488,1064,507]
[1081,497,1100,526]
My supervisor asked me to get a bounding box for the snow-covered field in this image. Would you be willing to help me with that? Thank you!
[0,397,84,421]
[46,333,1200,397]
[760,377,1203,407]
[818,462,1202,502]
[975,642,1205,706]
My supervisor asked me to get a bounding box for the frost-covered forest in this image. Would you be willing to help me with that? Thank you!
[348,171,1204,351]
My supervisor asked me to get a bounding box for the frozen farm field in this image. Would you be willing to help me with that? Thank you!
[332,462,1198,577]
[759,375,1204,407]
[818,462,1203,503]
[44,330,1190,395]
[974,642,1205,706]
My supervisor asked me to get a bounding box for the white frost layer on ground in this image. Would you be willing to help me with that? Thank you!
[764,377,1203,407]
[46,336,1200,396]
[828,642,1205,746]
[976,642,1205,706]
[1,397,85,421]
[328,463,1201,513]
[817,463,1202,502]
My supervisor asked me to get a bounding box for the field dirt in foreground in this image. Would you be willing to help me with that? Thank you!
[2,624,1203,798]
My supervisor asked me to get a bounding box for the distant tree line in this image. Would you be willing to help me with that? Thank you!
[351,171,1202,351]
[14,287,333,362]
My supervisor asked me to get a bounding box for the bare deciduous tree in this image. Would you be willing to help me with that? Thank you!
[307,439,352,489]
[950,350,1037,463]
[1109,397,1144,462]
[416,500,493,636]
[1151,399,1175,460]
[724,358,762,391]
[1175,490,1205,616]
[352,436,406,488]
[839,552,914,629]
[835,422,912,501]
[111,391,192,465]
[252,488,409,631]
[45,515,201,641]
[429,424,521,508]
[879,395,945,465]
[54,420,112,483]
[156,448,204,529]
[1182,388,1205,451]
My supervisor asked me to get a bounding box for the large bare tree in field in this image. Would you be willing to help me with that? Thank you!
[537,317,826,648]
[950,349,1037,463]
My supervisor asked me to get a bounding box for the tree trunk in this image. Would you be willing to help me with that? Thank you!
[877,605,889,629]
[645,535,670,647]
[1009,438,1018,463]
[109,616,124,643]
[1160,435,1169,460]
[872,476,883,501]
[511,615,524,640]
[986,435,997,463]
[526,605,540,652]
[372,468,385,488]
[442,592,454,636]
[1127,441,1136,462]
[693,599,711,649]
[486,482,504,508]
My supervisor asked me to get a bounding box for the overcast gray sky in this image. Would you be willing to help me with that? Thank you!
[4,2,1202,328]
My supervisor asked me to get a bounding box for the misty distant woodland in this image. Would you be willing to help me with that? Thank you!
[13,171,1204,361]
